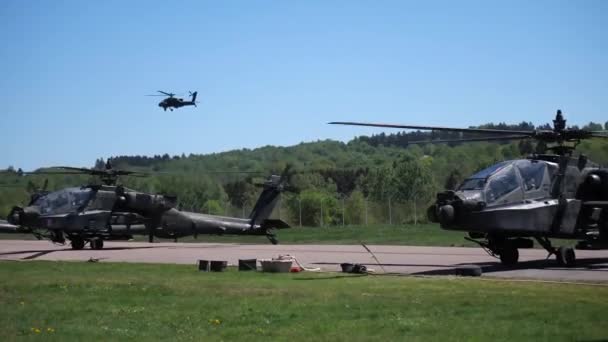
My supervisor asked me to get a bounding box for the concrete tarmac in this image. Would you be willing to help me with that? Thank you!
[1,240,608,283]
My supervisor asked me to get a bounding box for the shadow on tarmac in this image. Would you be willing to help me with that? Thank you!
[412,257,608,276]
[0,245,162,260]
[312,257,608,276]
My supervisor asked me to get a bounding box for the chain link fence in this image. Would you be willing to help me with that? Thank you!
[176,193,431,227]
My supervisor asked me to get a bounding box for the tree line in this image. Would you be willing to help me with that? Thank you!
[2,120,606,226]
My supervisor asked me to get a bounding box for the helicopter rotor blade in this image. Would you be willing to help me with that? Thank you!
[197,171,264,174]
[405,135,531,145]
[52,166,95,173]
[157,90,175,97]
[19,167,262,179]
[20,171,96,177]
[328,121,535,135]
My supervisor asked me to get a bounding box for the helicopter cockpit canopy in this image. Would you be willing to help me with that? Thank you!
[33,187,94,215]
[457,159,553,207]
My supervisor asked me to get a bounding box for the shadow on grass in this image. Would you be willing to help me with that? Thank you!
[312,257,608,276]
[312,261,451,268]
[412,257,608,276]
[292,273,369,281]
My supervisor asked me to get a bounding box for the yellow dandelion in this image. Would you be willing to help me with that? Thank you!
[34,328,41,334]
[47,327,55,333]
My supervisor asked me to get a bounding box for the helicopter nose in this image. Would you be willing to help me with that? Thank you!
[7,206,39,226]
[7,207,24,225]
[437,205,455,225]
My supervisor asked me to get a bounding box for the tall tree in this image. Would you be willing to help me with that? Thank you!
[391,157,436,224]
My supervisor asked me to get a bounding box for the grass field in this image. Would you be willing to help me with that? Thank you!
[167,223,480,246]
[1,224,474,246]
[1,261,606,341]
[0,224,576,249]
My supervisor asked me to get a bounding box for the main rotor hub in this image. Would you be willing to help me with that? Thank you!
[553,109,566,132]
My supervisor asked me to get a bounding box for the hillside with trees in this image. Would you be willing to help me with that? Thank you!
[2,120,606,227]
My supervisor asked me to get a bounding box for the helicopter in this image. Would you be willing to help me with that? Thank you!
[147,90,198,111]
[1,162,293,249]
[331,110,608,267]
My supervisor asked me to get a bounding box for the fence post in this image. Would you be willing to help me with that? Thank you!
[320,202,324,227]
[298,197,302,227]
[341,195,345,227]
[365,198,368,226]
[388,197,392,225]
[414,200,417,226]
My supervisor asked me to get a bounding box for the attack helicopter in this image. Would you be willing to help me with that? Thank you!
[2,161,292,249]
[331,110,608,266]
[147,90,198,111]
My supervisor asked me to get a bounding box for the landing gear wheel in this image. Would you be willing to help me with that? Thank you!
[71,237,85,250]
[499,246,519,266]
[90,239,104,250]
[556,246,576,267]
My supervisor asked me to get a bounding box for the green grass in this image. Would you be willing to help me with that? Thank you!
[1,261,607,341]
[152,223,477,246]
[2,224,576,249]
[0,224,473,246]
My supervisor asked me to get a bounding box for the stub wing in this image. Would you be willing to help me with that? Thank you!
[261,219,290,230]
[0,220,23,233]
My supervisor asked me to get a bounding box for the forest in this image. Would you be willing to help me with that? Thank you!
[2,120,607,227]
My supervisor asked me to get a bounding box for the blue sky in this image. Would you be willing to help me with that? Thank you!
[1,0,607,170]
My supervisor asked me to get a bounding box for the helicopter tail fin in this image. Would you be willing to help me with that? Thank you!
[190,91,198,105]
[248,176,282,227]
[248,166,295,227]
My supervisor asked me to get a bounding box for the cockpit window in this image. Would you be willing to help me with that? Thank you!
[34,187,93,214]
[515,160,546,191]
[457,161,511,191]
[458,178,486,191]
[485,165,520,203]
[469,161,511,179]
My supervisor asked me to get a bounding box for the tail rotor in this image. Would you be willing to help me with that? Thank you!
[189,91,198,106]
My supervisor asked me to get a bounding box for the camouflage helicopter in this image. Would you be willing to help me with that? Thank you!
[147,90,198,111]
[331,110,608,266]
[1,161,292,249]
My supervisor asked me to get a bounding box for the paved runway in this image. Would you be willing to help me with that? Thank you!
[1,240,608,283]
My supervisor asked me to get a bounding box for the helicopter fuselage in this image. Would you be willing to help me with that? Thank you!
[157,91,197,111]
[429,156,608,261]
[158,98,195,111]
[7,181,288,248]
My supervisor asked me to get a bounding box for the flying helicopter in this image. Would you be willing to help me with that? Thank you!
[1,161,293,249]
[330,110,608,266]
[147,90,198,111]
